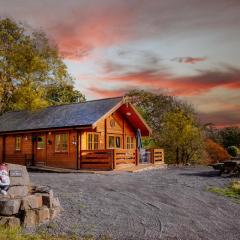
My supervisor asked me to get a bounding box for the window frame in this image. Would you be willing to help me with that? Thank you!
[87,132,100,150]
[126,136,135,149]
[108,134,122,149]
[15,136,22,151]
[54,133,69,153]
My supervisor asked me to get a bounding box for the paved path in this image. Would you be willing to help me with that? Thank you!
[30,167,240,240]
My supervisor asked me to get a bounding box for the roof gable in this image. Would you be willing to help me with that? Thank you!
[0,97,123,133]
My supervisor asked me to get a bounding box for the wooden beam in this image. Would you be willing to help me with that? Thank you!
[104,119,107,149]
[78,131,82,169]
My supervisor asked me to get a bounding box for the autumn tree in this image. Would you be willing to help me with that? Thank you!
[205,139,229,163]
[159,109,204,164]
[127,90,204,164]
[0,18,85,113]
[219,127,240,148]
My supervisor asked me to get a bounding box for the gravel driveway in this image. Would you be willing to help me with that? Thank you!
[30,167,240,240]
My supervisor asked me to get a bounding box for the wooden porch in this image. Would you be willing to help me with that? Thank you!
[80,148,164,170]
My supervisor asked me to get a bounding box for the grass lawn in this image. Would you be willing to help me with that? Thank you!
[0,227,103,240]
[208,180,240,202]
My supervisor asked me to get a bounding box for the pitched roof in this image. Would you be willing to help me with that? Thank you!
[0,97,123,133]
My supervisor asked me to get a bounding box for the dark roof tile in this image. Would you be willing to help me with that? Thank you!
[0,97,122,133]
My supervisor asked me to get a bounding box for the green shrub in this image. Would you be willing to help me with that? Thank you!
[231,180,240,194]
[227,146,238,157]
[208,180,240,202]
[0,226,102,240]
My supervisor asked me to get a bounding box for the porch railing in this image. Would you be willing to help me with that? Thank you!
[80,150,114,170]
[80,148,164,170]
[113,149,137,168]
[146,148,164,164]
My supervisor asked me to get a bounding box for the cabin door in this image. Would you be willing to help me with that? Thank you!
[34,134,47,166]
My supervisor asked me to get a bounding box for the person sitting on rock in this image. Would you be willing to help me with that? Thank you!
[0,163,10,195]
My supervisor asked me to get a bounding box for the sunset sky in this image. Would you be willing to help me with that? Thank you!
[0,0,240,126]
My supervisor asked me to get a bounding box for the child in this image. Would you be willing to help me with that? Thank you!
[0,164,10,195]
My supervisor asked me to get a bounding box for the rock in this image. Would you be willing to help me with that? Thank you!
[21,194,43,210]
[8,186,29,198]
[49,207,61,220]
[0,216,20,227]
[23,209,37,228]
[37,206,50,224]
[32,185,52,194]
[42,191,54,208]
[7,163,30,186]
[52,197,61,208]
[23,207,51,227]
[0,199,21,215]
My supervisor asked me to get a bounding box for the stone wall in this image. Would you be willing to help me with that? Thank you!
[0,164,62,228]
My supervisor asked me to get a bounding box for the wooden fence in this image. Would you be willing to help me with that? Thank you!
[146,149,164,164]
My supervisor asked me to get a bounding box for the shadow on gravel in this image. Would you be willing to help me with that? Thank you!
[179,170,221,177]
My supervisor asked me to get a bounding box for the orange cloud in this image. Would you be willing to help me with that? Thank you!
[101,65,240,96]
[87,87,128,98]
[171,57,207,64]
[47,6,135,60]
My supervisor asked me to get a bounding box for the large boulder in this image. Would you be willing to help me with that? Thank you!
[0,199,21,215]
[21,194,43,210]
[7,163,30,186]
[8,186,30,198]
[0,216,20,227]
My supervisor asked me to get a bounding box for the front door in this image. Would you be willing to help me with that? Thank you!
[34,134,47,166]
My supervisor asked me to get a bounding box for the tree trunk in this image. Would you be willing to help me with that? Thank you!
[176,147,179,165]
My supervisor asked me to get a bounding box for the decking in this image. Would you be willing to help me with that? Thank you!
[80,148,164,170]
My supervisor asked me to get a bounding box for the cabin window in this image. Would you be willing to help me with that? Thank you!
[37,136,46,149]
[15,136,22,151]
[55,133,68,152]
[87,133,99,150]
[108,135,121,149]
[126,136,134,149]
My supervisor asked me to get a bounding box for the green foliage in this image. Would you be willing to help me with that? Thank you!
[208,180,240,203]
[126,90,204,164]
[0,226,109,240]
[203,125,240,151]
[227,146,238,157]
[46,84,86,105]
[0,227,69,240]
[219,127,240,148]
[160,109,204,164]
[0,18,85,113]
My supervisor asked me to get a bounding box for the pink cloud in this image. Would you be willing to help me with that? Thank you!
[171,57,207,64]
[100,65,240,96]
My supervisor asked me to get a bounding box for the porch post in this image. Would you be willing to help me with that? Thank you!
[136,149,139,166]
[112,149,116,170]
[77,130,82,170]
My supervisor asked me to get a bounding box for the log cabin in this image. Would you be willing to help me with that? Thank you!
[0,97,164,170]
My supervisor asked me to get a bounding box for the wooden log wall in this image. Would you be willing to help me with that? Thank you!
[3,134,32,165]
